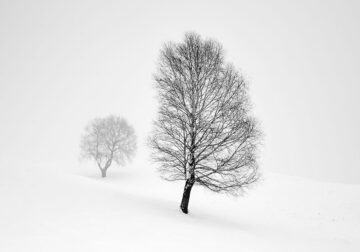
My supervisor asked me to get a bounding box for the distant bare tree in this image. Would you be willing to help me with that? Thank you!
[81,115,136,177]
[150,32,261,214]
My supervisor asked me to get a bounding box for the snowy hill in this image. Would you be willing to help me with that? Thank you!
[1,162,359,252]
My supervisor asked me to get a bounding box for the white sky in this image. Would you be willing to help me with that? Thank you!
[0,0,359,183]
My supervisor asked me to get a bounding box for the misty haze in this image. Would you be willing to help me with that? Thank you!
[0,0,359,251]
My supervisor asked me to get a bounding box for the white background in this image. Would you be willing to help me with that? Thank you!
[1,0,359,183]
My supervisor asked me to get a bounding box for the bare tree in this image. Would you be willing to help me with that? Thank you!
[80,115,136,177]
[150,32,261,214]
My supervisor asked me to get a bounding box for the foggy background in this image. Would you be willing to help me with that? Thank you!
[0,0,359,183]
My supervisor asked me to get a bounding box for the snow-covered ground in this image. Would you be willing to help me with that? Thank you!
[1,160,359,252]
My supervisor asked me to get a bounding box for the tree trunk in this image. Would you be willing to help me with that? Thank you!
[180,176,195,214]
[101,169,107,178]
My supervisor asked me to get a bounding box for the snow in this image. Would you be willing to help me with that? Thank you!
[0,160,359,252]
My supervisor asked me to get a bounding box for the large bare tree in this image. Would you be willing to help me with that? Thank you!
[81,115,136,177]
[150,32,261,214]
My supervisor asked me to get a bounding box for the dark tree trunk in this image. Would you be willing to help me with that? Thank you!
[180,175,195,214]
[101,169,107,178]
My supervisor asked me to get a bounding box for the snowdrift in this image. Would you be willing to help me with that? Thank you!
[1,162,359,252]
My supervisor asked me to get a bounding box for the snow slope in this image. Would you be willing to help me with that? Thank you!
[0,161,359,252]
